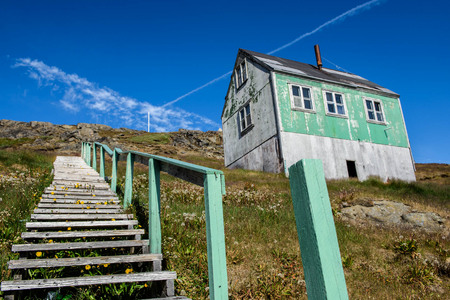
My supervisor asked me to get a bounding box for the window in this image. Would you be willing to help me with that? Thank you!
[235,59,248,89]
[289,84,314,111]
[324,91,346,116]
[239,103,252,134]
[365,99,385,123]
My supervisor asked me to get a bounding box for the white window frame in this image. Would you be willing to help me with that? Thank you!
[235,58,248,90]
[364,98,386,124]
[238,102,253,135]
[323,90,348,118]
[288,83,315,112]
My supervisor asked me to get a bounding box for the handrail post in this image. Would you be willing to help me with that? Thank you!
[148,158,161,254]
[93,143,97,171]
[289,159,348,300]
[111,150,119,193]
[87,143,92,167]
[81,142,84,160]
[123,153,135,208]
[204,172,228,300]
[99,146,105,179]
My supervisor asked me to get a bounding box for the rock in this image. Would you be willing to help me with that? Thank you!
[401,212,443,231]
[30,121,53,128]
[340,200,445,233]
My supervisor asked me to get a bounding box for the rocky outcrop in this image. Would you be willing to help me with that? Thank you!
[0,120,224,157]
[172,129,223,158]
[340,200,445,233]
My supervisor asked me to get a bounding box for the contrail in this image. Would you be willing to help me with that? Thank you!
[162,71,232,107]
[268,0,384,55]
[163,0,385,107]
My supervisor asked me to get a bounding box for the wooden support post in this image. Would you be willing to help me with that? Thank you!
[81,142,84,160]
[99,147,105,179]
[87,143,92,167]
[204,173,228,300]
[123,153,135,209]
[111,150,119,193]
[92,144,97,171]
[289,159,348,300]
[148,158,161,254]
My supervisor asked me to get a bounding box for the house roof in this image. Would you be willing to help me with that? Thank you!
[240,49,399,97]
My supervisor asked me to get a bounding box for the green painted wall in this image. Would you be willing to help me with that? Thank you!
[275,73,409,148]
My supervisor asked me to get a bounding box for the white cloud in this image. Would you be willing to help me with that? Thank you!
[13,58,220,132]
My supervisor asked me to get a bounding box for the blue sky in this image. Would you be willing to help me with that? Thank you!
[0,0,449,163]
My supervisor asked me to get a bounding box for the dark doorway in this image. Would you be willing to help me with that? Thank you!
[346,160,358,178]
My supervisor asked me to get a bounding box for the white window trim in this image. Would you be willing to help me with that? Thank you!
[364,98,386,125]
[235,58,248,90]
[322,90,348,118]
[288,83,315,113]
[238,102,253,135]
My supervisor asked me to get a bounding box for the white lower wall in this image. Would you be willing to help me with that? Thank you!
[280,132,416,182]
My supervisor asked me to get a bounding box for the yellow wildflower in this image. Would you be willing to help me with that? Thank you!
[36,251,43,257]
[67,227,71,231]
[85,265,91,270]
[104,202,107,205]
[103,264,109,268]
[51,192,54,195]
[48,240,53,243]
[144,283,148,287]
[55,255,58,259]
[80,201,84,204]
[92,194,96,197]
[111,218,115,221]
[125,268,133,274]
[86,206,90,209]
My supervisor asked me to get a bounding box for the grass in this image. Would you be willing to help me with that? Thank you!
[0,144,449,299]
[0,150,54,288]
[0,137,35,149]
[128,133,171,145]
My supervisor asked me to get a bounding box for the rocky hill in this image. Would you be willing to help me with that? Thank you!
[0,119,223,159]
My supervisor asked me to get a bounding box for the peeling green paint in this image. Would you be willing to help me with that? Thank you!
[275,73,409,148]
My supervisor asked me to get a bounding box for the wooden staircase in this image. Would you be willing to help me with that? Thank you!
[1,156,188,299]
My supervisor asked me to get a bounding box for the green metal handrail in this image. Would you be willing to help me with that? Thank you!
[81,141,228,299]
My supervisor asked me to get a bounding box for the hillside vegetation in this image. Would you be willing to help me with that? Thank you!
[0,121,448,299]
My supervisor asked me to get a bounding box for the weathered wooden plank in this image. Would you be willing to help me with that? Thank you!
[289,159,349,300]
[22,229,144,239]
[40,199,119,205]
[42,194,118,200]
[1,271,176,291]
[12,240,149,252]
[30,214,132,220]
[38,204,121,209]
[43,191,116,196]
[26,220,138,229]
[33,208,122,214]
[143,297,190,300]
[8,253,162,269]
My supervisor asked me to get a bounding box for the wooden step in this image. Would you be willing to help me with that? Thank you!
[42,193,118,199]
[1,271,176,291]
[43,191,116,196]
[143,297,190,300]
[8,253,161,269]
[38,203,121,209]
[26,220,138,229]
[30,214,132,220]
[40,199,120,204]
[22,229,144,240]
[33,208,122,214]
[12,240,149,252]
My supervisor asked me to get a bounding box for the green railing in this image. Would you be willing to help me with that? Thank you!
[81,141,228,299]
